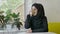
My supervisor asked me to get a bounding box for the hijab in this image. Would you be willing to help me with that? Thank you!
[31,3,45,19]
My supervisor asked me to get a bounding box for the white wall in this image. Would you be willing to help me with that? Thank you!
[24,0,33,20]
[44,0,60,22]
[25,0,60,22]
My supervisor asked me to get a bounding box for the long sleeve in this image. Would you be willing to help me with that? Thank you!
[32,16,48,32]
[25,15,31,29]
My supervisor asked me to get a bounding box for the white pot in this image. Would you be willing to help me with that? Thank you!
[6,24,12,30]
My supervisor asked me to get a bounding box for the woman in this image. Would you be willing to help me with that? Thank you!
[25,3,48,32]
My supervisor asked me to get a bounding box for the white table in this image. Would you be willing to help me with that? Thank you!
[0,29,19,34]
[18,32,56,34]
[17,28,56,34]
[0,29,56,34]
[0,28,56,34]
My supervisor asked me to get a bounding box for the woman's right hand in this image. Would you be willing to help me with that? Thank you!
[26,28,32,33]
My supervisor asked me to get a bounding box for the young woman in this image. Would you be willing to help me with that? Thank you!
[25,3,48,32]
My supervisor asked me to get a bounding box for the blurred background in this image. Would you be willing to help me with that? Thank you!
[25,0,60,34]
[0,0,24,31]
[0,0,60,34]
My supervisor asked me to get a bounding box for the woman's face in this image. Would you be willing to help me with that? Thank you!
[31,6,38,16]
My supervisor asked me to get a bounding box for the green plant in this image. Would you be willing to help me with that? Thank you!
[4,9,12,24]
[0,11,6,29]
[5,9,23,30]
[0,9,23,30]
[11,13,23,30]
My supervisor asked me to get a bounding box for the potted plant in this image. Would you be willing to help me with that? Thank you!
[0,11,6,30]
[11,13,23,30]
[4,9,23,30]
[0,10,23,30]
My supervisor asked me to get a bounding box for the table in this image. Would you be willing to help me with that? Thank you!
[0,29,19,34]
[0,30,56,34]
[0,28,57,34]
[18,32,56,34]
[17,28,56,34]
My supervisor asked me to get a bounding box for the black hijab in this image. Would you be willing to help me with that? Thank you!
[31,3,45,19]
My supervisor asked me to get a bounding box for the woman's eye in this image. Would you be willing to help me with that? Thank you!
[34,8,37,10]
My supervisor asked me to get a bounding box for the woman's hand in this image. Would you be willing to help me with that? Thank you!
[27,28,32,33]
[29,11,32,16]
